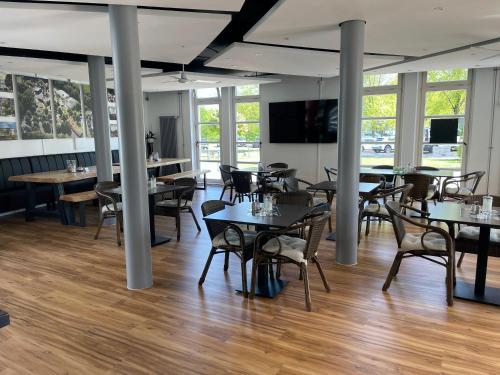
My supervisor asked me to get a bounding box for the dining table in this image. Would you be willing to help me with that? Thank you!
[359,167,459,178]
[9,158,190,224]
[306,181,381,241]
[203,201,313,298]
[104,184,188,247]
[427,202,500,305]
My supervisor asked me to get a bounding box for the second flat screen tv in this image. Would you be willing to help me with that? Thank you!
[269,99,338,143]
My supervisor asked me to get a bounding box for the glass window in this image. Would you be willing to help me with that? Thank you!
[426,69,468,83]
[235,84,259,97]
[363,73,398,87]
[195,88,219,99]
[235,99,260,169]
[361,92,398,166]
[196,101,221,180]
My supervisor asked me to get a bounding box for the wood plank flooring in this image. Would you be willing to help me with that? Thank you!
[1,187,500,374]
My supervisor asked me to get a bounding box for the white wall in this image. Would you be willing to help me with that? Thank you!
[260,75,340,183]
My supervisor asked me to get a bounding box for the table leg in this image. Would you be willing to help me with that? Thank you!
[175,163,182,173]
[54,183,71,225]
[148,194,170,247]
[237,263,288,298]
[25,182,36,222]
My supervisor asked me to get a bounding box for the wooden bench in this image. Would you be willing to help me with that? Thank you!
[157,169,209,190]
[59,190,97,226]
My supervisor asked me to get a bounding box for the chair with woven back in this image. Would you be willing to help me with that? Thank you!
[94,181,122,246]
[401,173,439,212]
[230,171,258,202]
[455,194,500,267]
[249,211,331,311]
[268,162,288,169]
[440,171,485,202]
[155,177,201,241]
[384,200,455,306]
[269,168,297,192]
[324,166,337,181]
[415,166,441,199]
[360,173,386,185]
[275,191,313,207]
[219,164,238,201]
[358,183,413,241]
[198,200,256,296]
[372,165,396,189]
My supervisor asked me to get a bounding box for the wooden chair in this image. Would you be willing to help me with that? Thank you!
[324,166,337,181]
[415,166,441,199]
[275,191,313,207]
[360,173,386,185]
[219,164,238,201]
[401,173,438,212]
[250,212,331,311]
[94,181,122,246]
[440,171,485,202]
[198,200,255,296]
[384,200,455,306]
[155,177,201,241]
[358,184,413,241]
[231,171,258,202]
[455,194,500,267]
[372,165,396,189]
[269,168,297,192]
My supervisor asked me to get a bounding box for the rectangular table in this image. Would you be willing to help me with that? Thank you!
[307,181,381,241]
[359,167,459,178]
[9,158,190,224]
[0,310,9,329]
[105,184,188,247]
[428,202,500,305]
[204,202,312,298]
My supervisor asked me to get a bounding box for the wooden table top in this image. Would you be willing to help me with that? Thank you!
[427,202,500,228]
[9,158,190,184]
[204,202,311,229]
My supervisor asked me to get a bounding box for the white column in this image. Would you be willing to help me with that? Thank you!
[109,4,152,289]
[398,72,420,167]
[88,55,113,181]
[336,20,365,265]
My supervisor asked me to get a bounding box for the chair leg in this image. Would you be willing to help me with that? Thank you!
[249,257,259,299]
[219,185,227,200]
[229,187,233,202]
[94,215,105,240]
[457,251,465,268]
[199,247,216,285]
[383,252,404,291]
[240,259,248,297]
[115,214,122,246]
[189,207,201,232]
[176,215,181,241]
[365,216,371,236]
[314,257,330,292]
[276,260,282,279]
[328,215,332,232]
[301,264,312,311]
[268,263,274,280]
[224,251,230,271]
[446,258,454,306]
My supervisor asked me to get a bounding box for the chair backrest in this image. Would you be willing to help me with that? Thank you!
[402,173,435,199]
[275,191,312,207]
[274,168,297,181]
[444,171,485,195]
[463,194,500,207]
[283,176,300,192]
[303,212,330,260]
[268,162,288,169]
[324,166,337,181]
[371,165,395,183]
[360,174,385,184]
[220,165,237,184]
[201,200,232,241]
[231,171,253,194]
[173,177,197,201]
[95,181,120,208]
[384,201,407,247]
[367,183,414,205]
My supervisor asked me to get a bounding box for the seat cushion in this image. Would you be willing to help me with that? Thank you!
[212,229,256,248]
[401,232,447,251]
[364,202,389,216]
[445,186,473,195]
[457,226,500,243]
[156,199,192,208]
[102,202,122,213]
[262,235,307,263]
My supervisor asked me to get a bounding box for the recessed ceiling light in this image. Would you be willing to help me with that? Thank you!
[255,52,263,57]
[433,6,444,11]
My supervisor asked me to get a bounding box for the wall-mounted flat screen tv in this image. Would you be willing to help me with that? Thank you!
[269,99,338,143]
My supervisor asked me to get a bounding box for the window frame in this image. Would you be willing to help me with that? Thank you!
[361,74,402,167]
[232,86,261,170]
[416,70,472,171]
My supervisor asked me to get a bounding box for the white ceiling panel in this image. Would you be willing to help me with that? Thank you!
[205,42,402,77]
[0,55,159,83]
[244,0,500,57]
[35,0,244,12]
[0,2,231,64]
[370,41,500,74]
[137,71,280,92]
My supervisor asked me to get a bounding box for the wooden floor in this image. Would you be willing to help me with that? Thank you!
[1,187,500,374]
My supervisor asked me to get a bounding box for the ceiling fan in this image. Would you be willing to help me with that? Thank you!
[160,65,221,84]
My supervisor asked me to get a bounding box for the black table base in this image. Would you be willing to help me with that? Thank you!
[151,234,171,247]
[237,278,289,298]
[0,310,10,328]
[454,281,500,306]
